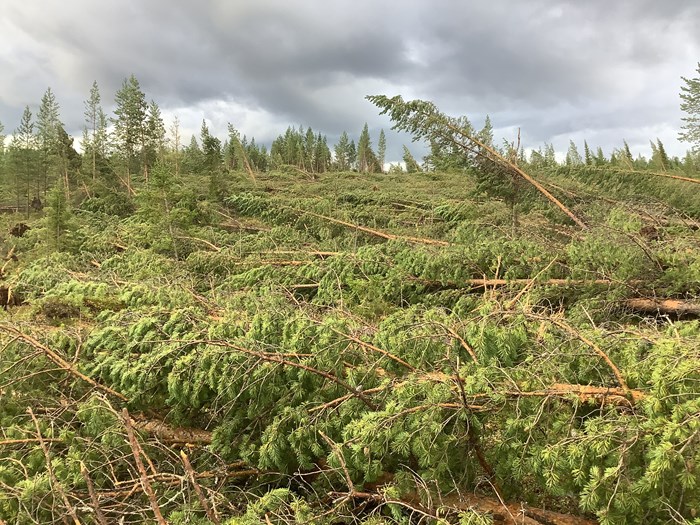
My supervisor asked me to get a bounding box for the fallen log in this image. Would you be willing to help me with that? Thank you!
[626,298,700,318]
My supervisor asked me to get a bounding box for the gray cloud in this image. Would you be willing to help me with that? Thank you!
[1,0,698,162]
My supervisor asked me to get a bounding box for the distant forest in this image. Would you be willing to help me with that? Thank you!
[0,70,698,213]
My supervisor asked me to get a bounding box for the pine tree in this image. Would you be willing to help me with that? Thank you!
[595,146,606,166]
[544,143,557,166]
[348,140,357,170]
[113,75,148,189]
[377,129,386,173]
[182,135,203,174]
[622,140,634,167]
[200,120,222,173]
[679,62,700,151]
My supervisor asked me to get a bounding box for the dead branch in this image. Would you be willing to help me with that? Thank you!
[0,324,128,401]
[180,450,219,524]
[329,326,416,371]
[80,462,108,525]
[28,408,82,525]
[122,408,168,525]
[295,208,450,246]
[175,236,222,252]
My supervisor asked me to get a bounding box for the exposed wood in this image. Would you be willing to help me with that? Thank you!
[626,298,700,318]
[132,415,213,444]
[296,208,450,246]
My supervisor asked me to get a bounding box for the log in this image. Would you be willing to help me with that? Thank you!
[626,298,700,318]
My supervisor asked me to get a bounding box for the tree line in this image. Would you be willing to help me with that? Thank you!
[1,65,699,212]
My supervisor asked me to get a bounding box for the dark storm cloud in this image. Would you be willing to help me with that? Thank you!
[1,0,699,160]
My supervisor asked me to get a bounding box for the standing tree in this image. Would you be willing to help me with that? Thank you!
[377,129,386,172]
[143,100,166,177]
[10,106,38,213]
[83,81,109,183]
[44,177,73,251]
[36,87,62,195]
[566,140,583,166]
[113,75,148,191]
[170,116,182,176]
[583,140,593,166]
[402,145,422,173]
[357,123,374,173]
[333,131,351,171]
[679,62,700,151]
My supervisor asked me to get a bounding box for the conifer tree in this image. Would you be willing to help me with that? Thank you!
[595,146,606,166]
[377,129,386,172]
[45,177,72,251]
[402,145,422,173]
[357,123,374,173]
[679,62,700,151]
[655,138,669,171]
[583,140,593,165]
[83,81,109,182]
[10,106,38,212]
[182,135,203,174]
[334,131,351,171]
[622,140,634,167]
[566,140,583,166]
[36,87,62,195]
[113,75,148,188]
[348,139,357,170]
[143,100,166,177]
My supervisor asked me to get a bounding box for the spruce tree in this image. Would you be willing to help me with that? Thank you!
[333,131,351,171]
[36,87,62,195]
[45,177,72,251]
[83,81,109,182]
[583,141,593,165]
[113,75,148,188]
[357,123,373,173]
[402,145,422,173]
[377,129,386,172]
[10,106,38,212]
[566,140,583,166]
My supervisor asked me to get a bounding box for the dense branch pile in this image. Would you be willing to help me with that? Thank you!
[1,155,700,524]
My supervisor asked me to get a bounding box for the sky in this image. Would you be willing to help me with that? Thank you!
[1,0,699,164]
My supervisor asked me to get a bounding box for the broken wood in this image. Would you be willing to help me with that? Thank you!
[0,324,128,401]
[122,408,168,525]
[626,298,700,318]
[295,208,450,246]
[28,408,82,525]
